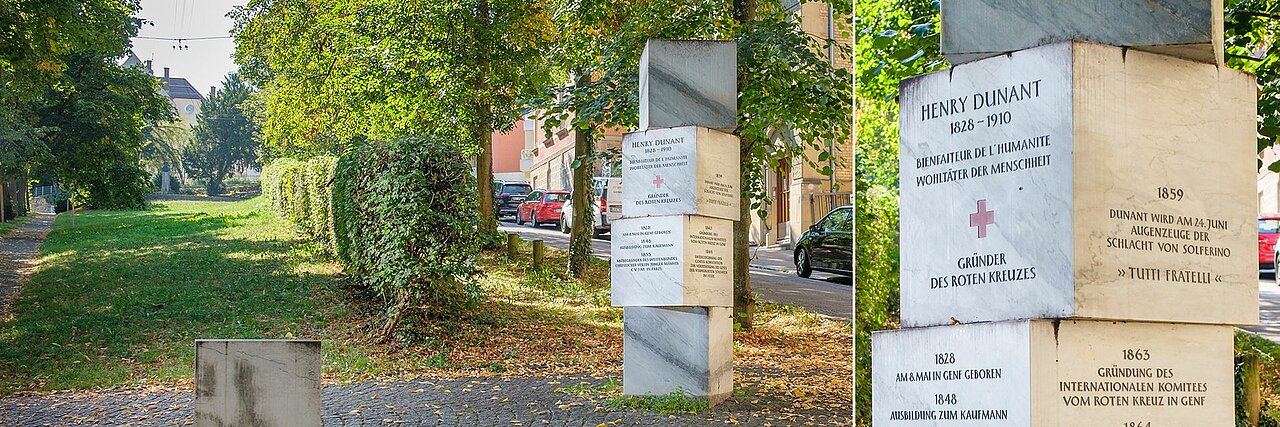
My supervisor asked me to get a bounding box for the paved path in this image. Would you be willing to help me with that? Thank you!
[1248,276,1280,341]
[498,221,852,319]
[1,372,850,426]
[0,214,54,318]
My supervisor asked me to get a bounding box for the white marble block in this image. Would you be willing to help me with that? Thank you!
[639,39,737,131]
[621,126,740,221]
[872,320,1233,426]
[941,0,1223,65]
[898,41,1257,328]
[611,215,733,307]
[195,339,322,427]
[623,306,733,405]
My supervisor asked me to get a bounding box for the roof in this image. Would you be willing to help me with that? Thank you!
[164,77,204,100]
[121,53,143,68]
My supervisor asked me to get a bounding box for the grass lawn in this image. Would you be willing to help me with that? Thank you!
[0,197,851,412]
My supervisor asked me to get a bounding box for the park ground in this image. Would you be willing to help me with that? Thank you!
[0,198,851,425]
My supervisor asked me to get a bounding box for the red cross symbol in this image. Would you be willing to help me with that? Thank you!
[969,199,995,238]
[653,175,665,188]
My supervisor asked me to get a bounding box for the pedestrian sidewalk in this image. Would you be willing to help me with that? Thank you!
[748,245,796,273]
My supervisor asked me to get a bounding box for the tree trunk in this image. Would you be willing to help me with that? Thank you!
[733,135,756,330]
[732,0,758,330]
[567,124,596,277]
[0,180,8,223]
[474,0,498,240]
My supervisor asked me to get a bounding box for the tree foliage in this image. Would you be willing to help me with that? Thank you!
[33,52,173,209]
[1,0,174,208]
[233,0,554,238]
[184,73,259,195]
[232,0,552,156]
[1225,0,1280,170]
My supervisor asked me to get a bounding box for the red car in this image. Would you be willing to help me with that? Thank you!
[516,190,570,227]
[1262,214,1280,275]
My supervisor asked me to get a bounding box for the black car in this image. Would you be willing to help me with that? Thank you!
[793,205,852,278]
[494,181,532,218]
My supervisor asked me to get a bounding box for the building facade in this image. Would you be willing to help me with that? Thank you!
[496,114,623,191]
[748,2,854,248]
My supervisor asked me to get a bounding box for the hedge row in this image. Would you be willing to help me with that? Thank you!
[263,136,480,336]
[261,156,338,251]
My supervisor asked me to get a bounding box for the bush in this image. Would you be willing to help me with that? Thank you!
[261,157,335,251]
[333,136,481,337]
[304,157,337,249]
[80,162,150,209]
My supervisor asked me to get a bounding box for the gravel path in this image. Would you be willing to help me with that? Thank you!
[0,214,53,318]
[1,372,851,426]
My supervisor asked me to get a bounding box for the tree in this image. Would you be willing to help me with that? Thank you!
[1,0,170,209]
[233,1,554,241]
[34,52,174,209]
[185,73,258,195]
[539,0,853,327]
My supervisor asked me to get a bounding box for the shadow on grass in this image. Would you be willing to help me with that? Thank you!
[0,198,628,394]
[0,199,346,394]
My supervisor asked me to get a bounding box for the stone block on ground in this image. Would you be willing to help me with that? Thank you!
[872,320,1233,426]
[639,40,737,131]
[899,41,1257,327]
[195,339,322,427]
[623,306,733,405]
[941,0,1223,65]
[621,126,740,221]
[611,215,732,307]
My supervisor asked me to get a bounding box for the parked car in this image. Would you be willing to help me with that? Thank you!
[494,181,532,219]
[1262,214,1280,277]
[793,205,853,278]
[516,190,570,227]
[561,177,622,236]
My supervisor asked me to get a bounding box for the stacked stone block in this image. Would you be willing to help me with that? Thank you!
[612,39,738,406]
[873,2,1258,425]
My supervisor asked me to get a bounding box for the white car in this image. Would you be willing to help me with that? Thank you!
[561,177,621,237]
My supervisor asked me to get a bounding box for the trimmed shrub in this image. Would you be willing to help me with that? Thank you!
[304,156,337,250]
[333,136,481,337]
[261,157,337,252]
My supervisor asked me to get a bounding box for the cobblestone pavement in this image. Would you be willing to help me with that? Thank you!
[0,214,53,318]
[0,372,851,426]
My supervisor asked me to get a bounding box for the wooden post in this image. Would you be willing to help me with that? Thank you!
[506,233,519,259]
[532,239,544,270]
[1244,353,1262,426]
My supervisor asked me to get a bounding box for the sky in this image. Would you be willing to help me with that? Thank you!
[130,0,247,97]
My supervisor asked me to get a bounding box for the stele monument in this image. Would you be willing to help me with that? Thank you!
[612,39,739,406]
[873,1,1258,425]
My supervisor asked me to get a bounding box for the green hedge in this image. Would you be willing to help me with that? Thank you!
[333,136,481,337]
[264,137,480,337]
[261,156,337,252]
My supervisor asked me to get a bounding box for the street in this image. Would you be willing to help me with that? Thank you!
[498,220,853,319]
[1250,276,1280,342]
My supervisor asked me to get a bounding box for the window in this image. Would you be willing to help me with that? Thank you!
[501,184,531,195]
[824,208,852,232]
[525,191,542,202]
[1260,219,1280,234]
[545,192,570,203]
